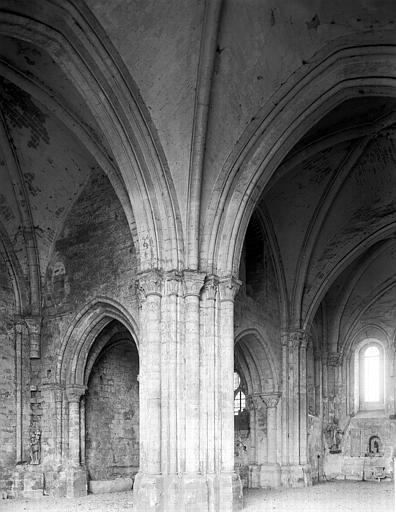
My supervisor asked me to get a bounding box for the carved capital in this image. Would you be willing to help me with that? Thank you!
[136,269,162,305]
[54,388,63,402]
[42,383,63,402]
[246,395,262,411]
[218,276,241,302]
[246,395,255,411]
[164,270,183,296]
[260,393,281,408]
[327,352,342,367]
[184,270,206,297]
[14,316,25,335]
[288,330,306,350]
[203,275,218,300]
[300,336,308,350]
[66,385,86,402]
[281,332,289,347]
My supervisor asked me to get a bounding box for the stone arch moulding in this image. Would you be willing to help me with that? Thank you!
[303,229,396,334]
[234,327,280,394]
[202,31,396,279]
[346,330,387,414]
[341,279,396,351]
[83,325,136,389]
[255,205,289,331]
[0,0,184,271]
[0,55,139,265]
[345,324,389,360]
[0,220,28,315]
[57,297,139,388]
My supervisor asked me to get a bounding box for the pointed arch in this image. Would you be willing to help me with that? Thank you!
[0,220,28,315]
[303,222,396,330]
[234,327,279,395]
[0,0,183,271]
[201,32,396,280]
[57,297,139,387]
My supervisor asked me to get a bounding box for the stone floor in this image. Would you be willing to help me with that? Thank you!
[244,481,393,512]
[0,481,393,512]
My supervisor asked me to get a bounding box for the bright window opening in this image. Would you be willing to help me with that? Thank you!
[234,371,246,414]
[364,346,380,403]
[357,340,384,412]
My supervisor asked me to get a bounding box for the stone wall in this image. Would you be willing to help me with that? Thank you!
[42,166,138,368]
[308,414,323,483]
[85,340,139,481]
[234,428,250,488]
[236,215,282,375]
[38,167,138,462]
[324,416,396,481]
[0,255,16,493]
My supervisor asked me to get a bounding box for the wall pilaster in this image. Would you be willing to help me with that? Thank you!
[184,271,206,474]
[25,316,42,359]
[65,384,87,498]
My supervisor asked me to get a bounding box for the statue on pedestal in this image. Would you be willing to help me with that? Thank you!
[29,428,41,465]
[325,417,343,454]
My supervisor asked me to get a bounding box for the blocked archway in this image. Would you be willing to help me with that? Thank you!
[84,320,139,489]
[234,328,280,489]
[52,299,140,497]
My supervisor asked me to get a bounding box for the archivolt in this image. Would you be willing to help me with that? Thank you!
[56,297,139,387]
[0,220,28,314]
[303,222,396,330]
[344,324,389,360]
[234,327,279,394]
[83,323,135,388]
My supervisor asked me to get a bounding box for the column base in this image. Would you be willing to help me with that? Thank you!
[258,463,281,488]
[215,471,243,512]
[132,471,243,511]
[66,465,87,498]
[132,472,162,511]
[43,465,68,497]
[281,464,312,488]
[11,464,44,499]
[248,464,261,488]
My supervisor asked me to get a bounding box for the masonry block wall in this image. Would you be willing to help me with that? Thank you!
[38,168,139,468]
[234,216,282,487]
[42,166,138,369]
[236,215,281,369]
[322,287,396,481]
[0,255,16,491]
[85,340,139,481]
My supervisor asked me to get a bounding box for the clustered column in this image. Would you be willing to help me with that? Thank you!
[262,394,280,466]
[281,330,311,486]
[218,277,243,509]
[133,270,162,508]
[132,271,243,511]
[184,271,206,474]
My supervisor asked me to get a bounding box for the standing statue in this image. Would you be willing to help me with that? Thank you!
[30,428,41,465]
[325,417,343,454]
